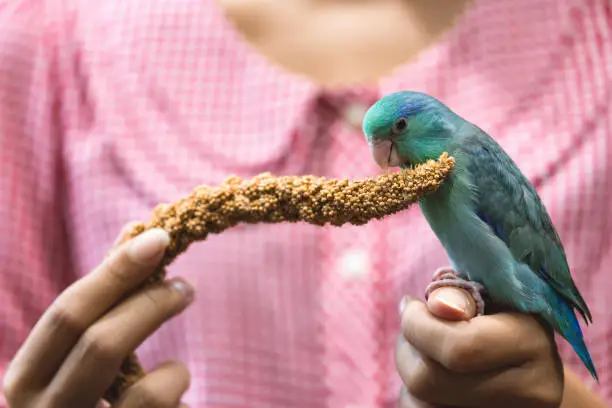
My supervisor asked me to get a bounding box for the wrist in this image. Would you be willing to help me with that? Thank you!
[561,365,607,408]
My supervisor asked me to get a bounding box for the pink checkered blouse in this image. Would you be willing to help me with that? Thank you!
[1,0,611,406]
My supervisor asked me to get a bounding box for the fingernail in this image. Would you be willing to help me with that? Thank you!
[399,296,407,315]
[436,288,469,313]
[170,278,195,303]
[399,296,416,315]
[128,228,170,264]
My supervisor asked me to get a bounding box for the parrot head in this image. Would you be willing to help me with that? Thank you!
[362,91,457,170]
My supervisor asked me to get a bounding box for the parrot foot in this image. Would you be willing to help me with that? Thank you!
[425,267,486,316]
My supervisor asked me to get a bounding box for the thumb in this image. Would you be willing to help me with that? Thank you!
[426,287,477,321]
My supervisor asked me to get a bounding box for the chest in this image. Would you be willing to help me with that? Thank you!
[418,167,479,257]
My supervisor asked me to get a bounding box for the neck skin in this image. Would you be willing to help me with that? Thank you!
[218,0,473,86]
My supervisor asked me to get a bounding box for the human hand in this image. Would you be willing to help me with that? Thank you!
[3,223,194,408]
[396,286,564,408]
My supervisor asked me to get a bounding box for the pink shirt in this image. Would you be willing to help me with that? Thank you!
[1,0,611,406]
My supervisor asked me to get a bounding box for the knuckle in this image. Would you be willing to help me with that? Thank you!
[517,362,563,408]
[528,339,551,361]
[143,283,184,318]
[531,329,554,355]
[47,300,88,337]
[128,384,175,408]
[104,249,138,284]
[525,383,563,408]
[440,333,479,372]
[400,302,422,338]
[79,327,122,363]
[539,387,563,408]
[133,389,163,408]
[402,359,433,402]
[530,370,563,408]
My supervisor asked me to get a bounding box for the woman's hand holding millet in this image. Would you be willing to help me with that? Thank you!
[3,224,194,408]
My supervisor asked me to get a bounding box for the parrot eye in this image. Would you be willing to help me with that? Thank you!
[392,117,408,134]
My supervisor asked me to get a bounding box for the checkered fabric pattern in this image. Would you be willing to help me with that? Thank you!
[1,0,611,406]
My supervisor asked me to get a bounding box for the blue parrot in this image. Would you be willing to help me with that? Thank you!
[362,91,597,380]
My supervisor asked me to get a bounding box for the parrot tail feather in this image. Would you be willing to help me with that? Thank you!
[549,295,598,381]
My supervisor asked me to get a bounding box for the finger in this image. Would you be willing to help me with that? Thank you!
[396,334,545,408]
[112,361,190,408]
[426,287,476,321]
[395,335,436,408]
[47,277,194,407]
[8,228,169,389]
[400,299,547,372]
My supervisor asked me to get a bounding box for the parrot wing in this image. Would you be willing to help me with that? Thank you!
[459,128,592,323]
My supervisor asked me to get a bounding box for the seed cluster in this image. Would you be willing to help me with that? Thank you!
[103,153,454,403]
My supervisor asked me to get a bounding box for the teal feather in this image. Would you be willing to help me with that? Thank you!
[462,130,592,323]
[362,91,598,380]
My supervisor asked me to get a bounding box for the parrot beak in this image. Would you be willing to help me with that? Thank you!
[368,140,403,170]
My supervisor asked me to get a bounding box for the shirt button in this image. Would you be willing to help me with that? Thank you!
[337,249,370,279]
[342,102,369,132]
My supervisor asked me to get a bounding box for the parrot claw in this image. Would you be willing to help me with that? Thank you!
[425,267,487,316]
[431,266,460,281]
